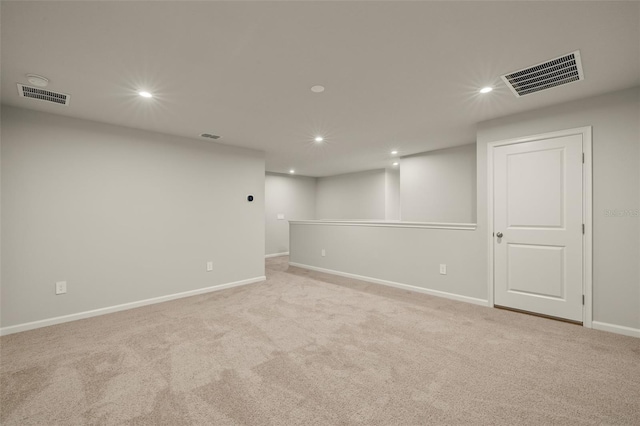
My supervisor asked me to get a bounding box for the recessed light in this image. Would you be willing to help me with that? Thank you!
[480,87,493,94]
[314,136,324,142]
[391,150,398,155]
[311,85,325,93]
[289,169,295,174]
[392,162,399,166]
[26,74,49,88]
[139,91,153,98]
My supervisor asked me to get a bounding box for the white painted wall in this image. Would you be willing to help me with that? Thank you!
[289,223,485,303]
[385,169,401,220]
[1,107,265,329]
[265,172,316,256]
[316,169,386,220]
[477,87,640,331]
[401,144,476,223]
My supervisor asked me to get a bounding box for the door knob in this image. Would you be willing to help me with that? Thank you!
[496,232,503,238]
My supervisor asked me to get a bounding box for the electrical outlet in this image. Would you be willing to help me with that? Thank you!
[55,281,67,295]
[321,249,326,257]
[439,264,447,275]
[206,261,213,272]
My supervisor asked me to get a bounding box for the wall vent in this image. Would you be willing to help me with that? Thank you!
[200,133,221,139]
[17,83,70,105]
[501,51,584,97]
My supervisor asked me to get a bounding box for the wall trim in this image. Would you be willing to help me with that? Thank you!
[289,262,489,307]
[592,321,640,339]
[289,220,477,231]
[0,276,266,336]
[265,252,289,258]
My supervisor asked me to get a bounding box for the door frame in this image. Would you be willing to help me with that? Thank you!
[486,126,593,327]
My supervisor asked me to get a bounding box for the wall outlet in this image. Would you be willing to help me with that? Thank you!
[439,264,447,275]
[206,261,213,272]
[55,281,67,295]
[321,249,326,257]
[277,213,285,220]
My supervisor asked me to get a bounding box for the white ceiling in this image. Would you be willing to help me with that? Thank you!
[2,1,639,177]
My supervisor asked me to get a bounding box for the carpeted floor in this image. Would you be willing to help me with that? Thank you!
[1,256,639,425]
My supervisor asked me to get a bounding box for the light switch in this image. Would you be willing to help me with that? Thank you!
[277,213,285,220]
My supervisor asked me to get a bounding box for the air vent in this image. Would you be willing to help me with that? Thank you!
[17,84,70,105]
[200,133,221,139]
[501,51,584,97]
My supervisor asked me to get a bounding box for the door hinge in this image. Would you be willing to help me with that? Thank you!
[582,295,585,305]
[582,224,585,234]
[582,153,585,163]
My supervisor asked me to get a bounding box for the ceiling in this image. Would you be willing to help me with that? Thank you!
[2,1,639,177]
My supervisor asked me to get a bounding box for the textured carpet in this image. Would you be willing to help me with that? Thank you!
[1,256,639,425]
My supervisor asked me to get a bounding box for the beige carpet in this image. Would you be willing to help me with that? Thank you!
[1,256,639,425]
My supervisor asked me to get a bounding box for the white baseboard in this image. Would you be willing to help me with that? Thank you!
[289,262,489,307]
[0,276,266,337]
[592,321,640,338]
[265,252,289,258]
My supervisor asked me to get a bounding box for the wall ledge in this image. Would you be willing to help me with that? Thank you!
[289,220,477,230]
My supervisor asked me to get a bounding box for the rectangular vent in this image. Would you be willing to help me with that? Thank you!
[17,84,70,105]
[501,51,584,97]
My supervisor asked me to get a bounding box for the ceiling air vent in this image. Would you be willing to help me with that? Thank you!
[501,51,584,97]
[200,133,221,139]
[17,83,70,105]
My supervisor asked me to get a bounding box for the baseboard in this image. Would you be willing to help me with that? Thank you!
[265,252,289,258]
[0,276,266,337]
[592,321,640,338]
[289,262,489,307]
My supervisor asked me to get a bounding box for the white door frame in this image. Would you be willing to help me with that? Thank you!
[487,126,593,327]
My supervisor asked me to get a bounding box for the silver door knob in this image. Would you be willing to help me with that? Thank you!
[496,232,503,238]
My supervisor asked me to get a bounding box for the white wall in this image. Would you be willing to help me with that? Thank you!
[401,144,476,223]
[316,169,386,220]
[384,169,401,220]
[1,107,265,329]
[477,87,640,331]
[289,223,484,303]
[265,172,316,255]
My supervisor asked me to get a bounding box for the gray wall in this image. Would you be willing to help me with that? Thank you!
[265,172,316,255]
[385,169,401,220]
[1,107,265,328]
[316,169,386,220]
[401,144,476,223]
[290,223,484,302]
[477,87,640,330]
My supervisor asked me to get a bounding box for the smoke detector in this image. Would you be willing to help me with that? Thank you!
[501,51,584,97]
[17,84,70,106]
[26,74,49,87]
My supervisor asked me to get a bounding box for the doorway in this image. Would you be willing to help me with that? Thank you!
[487,127,592,326]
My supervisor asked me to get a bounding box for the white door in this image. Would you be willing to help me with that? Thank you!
[493,134,583,322]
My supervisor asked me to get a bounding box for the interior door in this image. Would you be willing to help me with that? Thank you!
[493,134,583,322]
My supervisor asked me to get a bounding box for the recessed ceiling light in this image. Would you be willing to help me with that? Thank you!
[392,162,399,166]
[311,85,325,93]
[480,87,493,94]
[314,136,324,142]
[289,169,295,174]
[26,74,49,87]
[139,91,153,98]
[391,150,398,155]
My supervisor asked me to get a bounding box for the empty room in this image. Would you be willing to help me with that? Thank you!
[1,1,639,425]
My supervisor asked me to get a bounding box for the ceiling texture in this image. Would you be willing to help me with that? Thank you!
[1,1,639,177]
